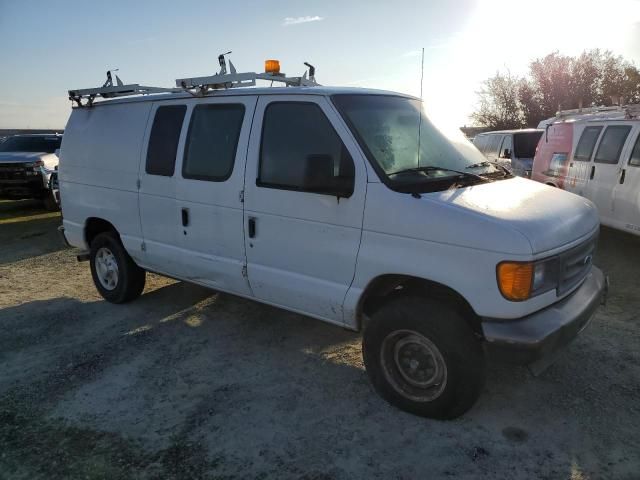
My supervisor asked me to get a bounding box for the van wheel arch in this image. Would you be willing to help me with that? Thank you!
[85,217,119,247]
[356,274,482,337]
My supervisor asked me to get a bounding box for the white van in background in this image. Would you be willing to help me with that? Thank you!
[59,63,606,419]
[473,129,543,178]
[532,105,640,236]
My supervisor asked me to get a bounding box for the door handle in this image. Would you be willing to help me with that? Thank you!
[181,208,189,227]
[590,165,596,180]
[620,169,626,184]
[248,217,256,238]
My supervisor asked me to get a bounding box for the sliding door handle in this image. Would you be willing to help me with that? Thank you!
[181,208,189,227]
[590,165,596,180]
[620,169,626,184]
[248,217,256,238]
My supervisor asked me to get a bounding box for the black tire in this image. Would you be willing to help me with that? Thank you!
[89,231,146,303]
[363,296,485,419]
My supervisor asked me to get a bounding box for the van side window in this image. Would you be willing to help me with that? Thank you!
[146,105,186,176]
[574,126,602,161]
[630,133,640,167]
[258,102,355,194]
[594,126,631,164]
[182,104,245,181]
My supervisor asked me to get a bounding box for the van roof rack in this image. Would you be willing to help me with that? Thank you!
[552,104,640,121]
[69,57,320,107]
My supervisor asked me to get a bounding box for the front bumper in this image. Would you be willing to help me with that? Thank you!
[0,176,48,198]
[481,266,606,368]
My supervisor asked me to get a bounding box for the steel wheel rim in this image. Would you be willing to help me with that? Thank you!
[380,329,447,402]
[95,247,119,291]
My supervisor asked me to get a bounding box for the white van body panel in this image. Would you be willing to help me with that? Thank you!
[60,87,601,332]
[60,101,152,258]
[341,179,598,324]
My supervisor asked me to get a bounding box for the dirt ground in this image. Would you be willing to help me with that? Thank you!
[0,199,638,480]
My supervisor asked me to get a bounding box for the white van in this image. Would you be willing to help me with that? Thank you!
[473,129,543,178]
[59,64,606,419]
[533,105,640,236]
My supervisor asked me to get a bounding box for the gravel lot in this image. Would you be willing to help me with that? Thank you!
[0,199,639,479]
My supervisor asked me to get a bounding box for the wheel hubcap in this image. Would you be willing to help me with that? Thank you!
[95,247,119,291]
[381,329,447,402]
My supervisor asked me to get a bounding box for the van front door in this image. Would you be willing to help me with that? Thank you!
[587,124,632,226]
[173,97,257,296]
[243,95,367,325]
[611,127,640,234]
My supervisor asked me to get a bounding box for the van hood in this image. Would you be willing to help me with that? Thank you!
[430,177,598,254]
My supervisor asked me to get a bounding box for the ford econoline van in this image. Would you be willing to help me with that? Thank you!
[473,129,543,178]
[59,65,606,419]
[532,107,640,237]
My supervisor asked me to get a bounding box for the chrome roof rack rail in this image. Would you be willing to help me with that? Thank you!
[68,69,181,107]
[68,57,320,107]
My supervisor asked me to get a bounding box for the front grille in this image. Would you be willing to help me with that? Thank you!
[557,232,598,296]
[0,164,27,181]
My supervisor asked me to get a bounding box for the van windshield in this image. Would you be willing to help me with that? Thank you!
[332,94,505,192]
[513,131,543,158]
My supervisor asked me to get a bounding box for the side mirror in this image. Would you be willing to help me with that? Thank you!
[303,154,354,198]
[502,148,512,159]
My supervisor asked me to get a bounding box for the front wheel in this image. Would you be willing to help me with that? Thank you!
[89,232,146,303]
[363,296,485,419]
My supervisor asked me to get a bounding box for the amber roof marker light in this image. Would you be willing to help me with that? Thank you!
[265,59,281,75]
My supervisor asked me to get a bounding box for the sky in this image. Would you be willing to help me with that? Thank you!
[1,0,640,129]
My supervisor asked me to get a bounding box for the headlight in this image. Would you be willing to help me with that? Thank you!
[25,160,44,170]
[497,257,559,301]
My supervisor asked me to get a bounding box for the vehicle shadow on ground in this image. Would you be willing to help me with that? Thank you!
[0,200,65,265]
[2,279,630,478]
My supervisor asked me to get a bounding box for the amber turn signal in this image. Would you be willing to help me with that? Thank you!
[265,59,280,74]
[497,262,534,301]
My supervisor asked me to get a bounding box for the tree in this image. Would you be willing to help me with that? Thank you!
[529,51,573,117]
[472,49,640,129]
[471,72,524,130]
[517,78,545,127]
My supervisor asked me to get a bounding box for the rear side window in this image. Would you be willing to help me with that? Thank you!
[630,133,640,167]
[574,126,602,161]
[182,104,245,181]
[594,126,631,164]
[259,102,354,192]
[146,105,186,176]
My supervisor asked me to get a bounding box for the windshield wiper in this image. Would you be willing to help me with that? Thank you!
[465,161,492,169]
[389,165,487,182]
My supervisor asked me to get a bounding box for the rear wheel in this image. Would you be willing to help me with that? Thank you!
[89,232,145,303]
[363,296,485,419]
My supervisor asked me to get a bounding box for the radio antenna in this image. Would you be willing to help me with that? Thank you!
[417,47,424,168]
